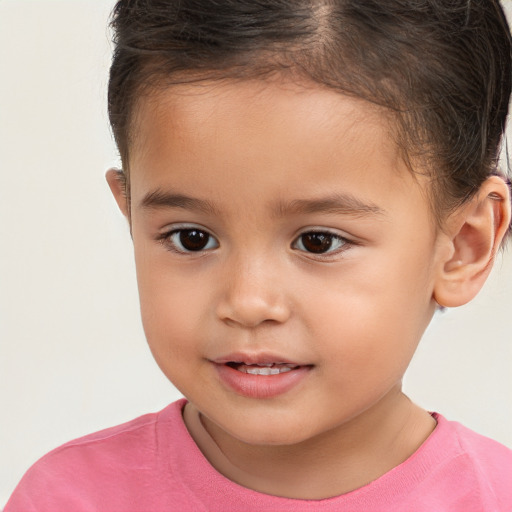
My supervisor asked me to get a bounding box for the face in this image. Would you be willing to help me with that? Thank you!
[121,79,444,446]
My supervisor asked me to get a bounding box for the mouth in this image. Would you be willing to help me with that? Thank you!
[225,362,301,375]
[212,354,312,398]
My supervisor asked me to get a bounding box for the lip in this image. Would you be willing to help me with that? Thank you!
[213,351,302,366]
[211,352,313,399]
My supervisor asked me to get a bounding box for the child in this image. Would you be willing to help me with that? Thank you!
[5,0,512,510]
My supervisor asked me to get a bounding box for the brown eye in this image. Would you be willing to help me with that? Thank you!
[166,228,218,253]
[294,231,347,255]
[179,229,209,251]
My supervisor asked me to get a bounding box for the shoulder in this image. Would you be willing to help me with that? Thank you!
[22,405,166,471]
[448,416,512,483]
[4,399,198,512]
[434,413,512,510]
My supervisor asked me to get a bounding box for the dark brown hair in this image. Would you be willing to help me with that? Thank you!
[108,0,512,228]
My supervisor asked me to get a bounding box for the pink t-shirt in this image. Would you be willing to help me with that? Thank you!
[5,399,512,511]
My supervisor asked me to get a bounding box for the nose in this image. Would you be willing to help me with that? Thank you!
[215,255,291,328]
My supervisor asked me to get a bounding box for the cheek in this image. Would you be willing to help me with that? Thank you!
[302,245,435,371]
[133,244,210,359]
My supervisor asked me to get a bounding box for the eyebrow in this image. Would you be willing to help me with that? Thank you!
[140,189,220,216]
[272,194,386,218]
[140,189,385,218]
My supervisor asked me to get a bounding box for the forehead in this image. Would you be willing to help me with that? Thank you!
[132,78,393,161]
[128,78,428,220]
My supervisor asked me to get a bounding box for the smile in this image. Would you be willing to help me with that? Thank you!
[212,355,312,399]
[227,362,299,375]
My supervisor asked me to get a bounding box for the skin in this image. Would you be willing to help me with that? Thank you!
[107,78,510,499]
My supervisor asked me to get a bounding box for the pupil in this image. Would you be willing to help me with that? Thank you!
[302,233,332,253]
[180,229,209,251]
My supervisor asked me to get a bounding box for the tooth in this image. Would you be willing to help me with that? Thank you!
[246,367,269,375]
[241,366,295,375]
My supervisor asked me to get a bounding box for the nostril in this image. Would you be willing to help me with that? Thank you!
[216,296,291,328]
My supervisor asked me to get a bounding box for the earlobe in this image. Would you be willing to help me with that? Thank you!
[106,168,130,219]
[433,176,511,308]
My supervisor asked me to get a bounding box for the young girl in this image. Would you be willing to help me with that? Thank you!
[6,0,512,510]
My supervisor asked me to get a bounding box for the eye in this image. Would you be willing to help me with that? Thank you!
[162,227,219,253]
[293,231,348,255]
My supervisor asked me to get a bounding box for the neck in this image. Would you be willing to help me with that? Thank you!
[184,388,436,499]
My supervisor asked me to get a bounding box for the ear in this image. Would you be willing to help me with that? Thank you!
[433,176,511,308]
[106,168,130,219]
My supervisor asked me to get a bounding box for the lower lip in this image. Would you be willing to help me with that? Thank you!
[214,364,311,399]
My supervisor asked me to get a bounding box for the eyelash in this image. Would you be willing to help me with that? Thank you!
[157,225,219,254]
[292,230,350,257]
[157,226,352,257]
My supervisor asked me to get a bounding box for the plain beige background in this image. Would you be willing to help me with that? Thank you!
[1,0,511,506]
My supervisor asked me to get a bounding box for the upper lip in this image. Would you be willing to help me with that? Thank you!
[211,352,307,366]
